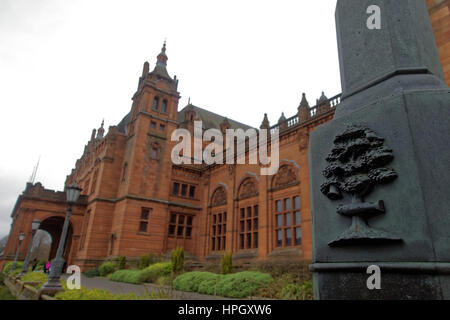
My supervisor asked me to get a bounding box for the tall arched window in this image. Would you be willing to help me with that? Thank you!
[162,100,168,113]
[152,97,159,111]
[210,186,227,252]
[237,177,259,250]
[271,164,301,249]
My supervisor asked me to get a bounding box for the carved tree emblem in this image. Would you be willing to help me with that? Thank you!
[321,125,401,246]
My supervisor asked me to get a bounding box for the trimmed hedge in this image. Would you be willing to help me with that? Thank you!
[172,272,218,293]
[198,273,222,295]
[141,262,172,283]
[173,271,274,298]
[216,271,274,298]
[109,262,172,285]
[109,270,144,284]
[99,262,116,277]
[84,268,100,278]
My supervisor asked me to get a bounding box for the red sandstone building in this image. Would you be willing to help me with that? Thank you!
[1,2,448,271]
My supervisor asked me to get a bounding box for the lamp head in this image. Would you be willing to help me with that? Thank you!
[66,183,82,204]
[19,232,25,241]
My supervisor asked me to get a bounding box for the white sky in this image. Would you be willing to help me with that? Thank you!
[0,0,341,237]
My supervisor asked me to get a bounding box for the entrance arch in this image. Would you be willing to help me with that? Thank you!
[39,216,73,263]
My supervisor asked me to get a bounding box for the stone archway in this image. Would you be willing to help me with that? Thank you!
[39,216,73,263]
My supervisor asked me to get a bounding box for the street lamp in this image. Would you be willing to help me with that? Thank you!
[11,232,25,273]
[18,219,41,277]
[41,183,82,293]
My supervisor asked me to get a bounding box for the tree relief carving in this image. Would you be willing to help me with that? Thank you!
[321,125,401,247]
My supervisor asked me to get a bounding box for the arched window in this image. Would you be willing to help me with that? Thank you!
[152,97,159,111]
[210,186,227,252]
[151,143,159,160]
[237,178,259,250]
[162,100,168,113]
[274,196,301,247]
[271,164,301,249]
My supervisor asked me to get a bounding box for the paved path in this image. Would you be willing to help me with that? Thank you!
[65,275,233,300]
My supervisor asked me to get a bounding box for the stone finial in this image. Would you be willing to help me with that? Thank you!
[298,93,311,122]
[156,41,168,67]
[318,91,328,105]
[96,120,105,139]
[317,91,331,114]
[278,112,287,130]
[142,61,149,78]
[260,113,270,129]
[91,129,97,141]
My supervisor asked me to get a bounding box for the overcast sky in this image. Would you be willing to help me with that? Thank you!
[0,0,341,237]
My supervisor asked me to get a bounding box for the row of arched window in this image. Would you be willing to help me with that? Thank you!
[208,164,302,253]
[152,97,168,113]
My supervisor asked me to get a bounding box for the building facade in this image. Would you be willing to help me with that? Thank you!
[1,5,448,271]
[427,0,450,84]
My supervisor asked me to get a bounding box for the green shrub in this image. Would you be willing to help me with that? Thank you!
[2,261,23,275]
[118,256,127,270]
[173,272,219,293]
[139,254,150,269]
[220,251,233,275]
[148,253,161,265]
[279,281,314,300]
[216,271,274,298]
[110,270,144,284]
[171,247,184,274]
[173,271,273,298]
[141,262,172,283]
[197,273,222,295]
[0,272,4,285]
[155,275,173,287]
[84,268,100,278]
[99,262,116,277]
[20,272,48,289]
